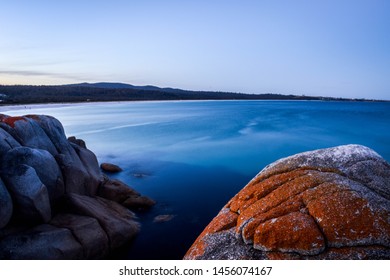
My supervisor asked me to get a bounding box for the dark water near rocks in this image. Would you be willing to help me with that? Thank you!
[3,100,390,259]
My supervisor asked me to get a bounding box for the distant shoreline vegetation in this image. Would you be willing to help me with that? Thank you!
[0,83,384,105]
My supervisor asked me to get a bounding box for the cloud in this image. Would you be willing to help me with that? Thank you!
[0,69,90,83]
[0,70,51,76]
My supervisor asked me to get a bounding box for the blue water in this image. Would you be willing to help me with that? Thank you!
[2,100,390,259]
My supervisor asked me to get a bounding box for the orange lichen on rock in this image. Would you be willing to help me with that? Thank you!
[235,170,332,236]
[241,198,305,243]
[1,116,27,128]
[304,184,390,247]
[229,169,309,213]
[254,212,325,255]
[0,114,10,121]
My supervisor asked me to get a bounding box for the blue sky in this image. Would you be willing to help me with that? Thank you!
[0,0,389,99]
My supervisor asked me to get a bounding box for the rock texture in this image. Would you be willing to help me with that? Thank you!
[184,145,390,260]
[0,114,154,259]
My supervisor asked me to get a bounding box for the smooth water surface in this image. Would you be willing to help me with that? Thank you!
[3,100,390,259]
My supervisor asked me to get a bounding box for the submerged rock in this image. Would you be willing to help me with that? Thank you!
[131,173,149,178]
[0,114,154,259]
[184,145,390,260]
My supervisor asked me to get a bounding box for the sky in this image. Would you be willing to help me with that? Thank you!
[0,0,389,99]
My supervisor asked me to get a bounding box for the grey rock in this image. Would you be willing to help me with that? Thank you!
[0,114,155,259]
[62,193,139,250]
[29,115,93,195]
[0,127,21,159]
[0,116,58,156]
[0,224,83,259]
[50,213,109,259]
[70,143,103,196]
[1,164,51,224]
[24,115,66,155]
[0,178,13,228]
[195,228,266,260]
[55,153,88,195]
[2,147,64,203]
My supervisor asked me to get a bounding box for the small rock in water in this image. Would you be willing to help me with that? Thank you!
[153,214,175,223]
[131,173,148,178]
[100,163,122,173]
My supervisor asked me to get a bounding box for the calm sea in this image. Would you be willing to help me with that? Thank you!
[2,100,390,259]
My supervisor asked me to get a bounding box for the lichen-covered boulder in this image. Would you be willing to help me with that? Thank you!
[184,145,390,260]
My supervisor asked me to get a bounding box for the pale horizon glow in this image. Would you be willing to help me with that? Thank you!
[0,0,389,99]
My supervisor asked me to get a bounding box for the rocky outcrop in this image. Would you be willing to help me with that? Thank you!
[184,145,390,260]
[0,114,154,259]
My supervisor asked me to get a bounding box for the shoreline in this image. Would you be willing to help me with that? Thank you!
[1,99,388,113]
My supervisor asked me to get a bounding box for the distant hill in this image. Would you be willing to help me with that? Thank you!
[66,82,186,93]
[0,82,377,105]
